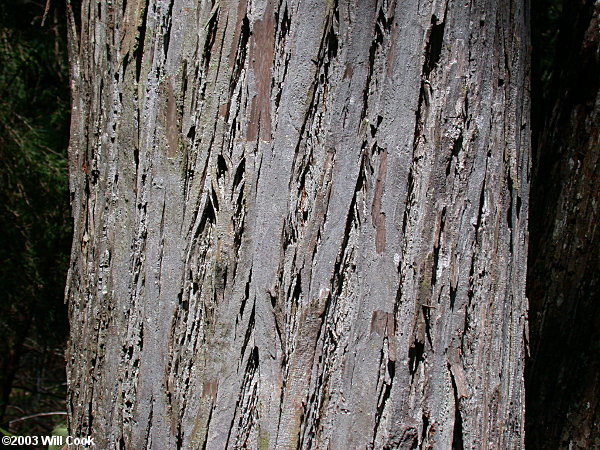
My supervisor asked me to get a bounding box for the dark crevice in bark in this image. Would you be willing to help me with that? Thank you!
[423,13,446,78]
[202,7,219,78]
[462,259,476,354]
[175,421,183,450]
[291,4,338,158]
[291,273,302,306]
[449,366,465,450]
[238,268,252,322]
[216,154,228,180]
[423,305,433,349]
[186,125,195,142]
[446,132,462,176]
[133,0,149,84]
[142,397,154,448]
[201,404,214,450]
[224,410,236,449]
[277,3,291,44]
[475,179,486,234]
[196,197,216,240]
[232,346,259,447]
[420,413,430,447]
[373,349,395,439]
[292,86,319,156]
[431,241,440,287]
[360,6,388,122]
[230,15,250,96]
[163,0,175,58]
[408,340,425,378]
[232,158,245,192]
[325,6,339,62]
[299,355,328,447]
[273,3,291,112]
[506,173,514,230]
[449,283,457,310]
[332,172,360,298]
[370,114,383,138]
[402,168,414,236]
[240,301,255,358]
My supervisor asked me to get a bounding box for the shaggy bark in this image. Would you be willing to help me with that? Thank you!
[65,0,530,448]
[527,1,600,448]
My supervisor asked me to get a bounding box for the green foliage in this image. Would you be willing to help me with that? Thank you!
[536,0,563,91]
[0,0,71,434]
[0,426,14,437]
[0,0,71,346]
[49,424,68,450]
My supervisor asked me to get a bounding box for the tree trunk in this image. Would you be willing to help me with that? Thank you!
[527,1,600,448]
[65,0,530,448]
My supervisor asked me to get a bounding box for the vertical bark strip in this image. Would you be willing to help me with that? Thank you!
[527,1,600,447]
[65,0,530,448]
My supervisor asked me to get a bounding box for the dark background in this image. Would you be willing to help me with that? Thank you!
[0,0,71,439]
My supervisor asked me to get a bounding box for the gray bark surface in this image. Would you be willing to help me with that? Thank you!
[65,0,530,448]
